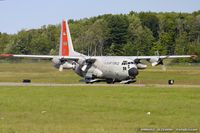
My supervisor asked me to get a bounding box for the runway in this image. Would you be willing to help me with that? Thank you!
[0,82,146,87]
[0,82,200,88]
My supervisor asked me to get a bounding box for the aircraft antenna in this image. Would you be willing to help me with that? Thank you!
[155,50,160,56]
[95,45,97,56]
[137,51,140,57]
[101,49,102,56]
[87,46,89,56]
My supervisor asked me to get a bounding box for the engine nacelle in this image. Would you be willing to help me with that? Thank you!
[52,57,61,68]
[136,63,147,69]
[81,64,87,72]
[148,57,163,66]
[134,59,147,69]
[77,58,85,65]
[62,62,76,69]
[52,57,75,69]
[149,57,159,63]
[151,62,159,67]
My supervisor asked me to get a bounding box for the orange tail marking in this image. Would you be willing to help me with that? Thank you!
[62,20,69,56]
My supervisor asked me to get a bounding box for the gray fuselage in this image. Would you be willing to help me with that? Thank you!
[74,56,138,81]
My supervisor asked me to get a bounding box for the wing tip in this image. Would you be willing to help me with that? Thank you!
[0,54,13,57]
[191,54,198,59]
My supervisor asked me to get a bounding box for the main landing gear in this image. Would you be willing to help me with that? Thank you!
[84,78,136,84]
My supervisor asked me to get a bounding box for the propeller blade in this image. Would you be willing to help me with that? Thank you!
[161,65,167,71]
[81,64,87,72]
[59,65,63,72]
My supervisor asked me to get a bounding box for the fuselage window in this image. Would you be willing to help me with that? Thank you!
[123,67,127,70]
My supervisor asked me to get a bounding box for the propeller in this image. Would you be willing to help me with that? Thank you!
[156,52,167,71]
[157,56,167,71]
[161,64,167,71]
[191,54,198,60]
[58,58,65,72]
[149,51,167,71]
[59,65,63,72]
[80,58,95,72]
[81,64,88,72]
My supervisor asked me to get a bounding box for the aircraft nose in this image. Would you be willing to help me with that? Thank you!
[128,67,138,77]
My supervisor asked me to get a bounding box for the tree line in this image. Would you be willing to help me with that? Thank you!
[1,11,200,62]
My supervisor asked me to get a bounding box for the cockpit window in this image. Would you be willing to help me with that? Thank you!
[122,61,128,65]
[122,61,136,65]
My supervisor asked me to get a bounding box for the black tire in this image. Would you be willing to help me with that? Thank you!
[106,79,114,84]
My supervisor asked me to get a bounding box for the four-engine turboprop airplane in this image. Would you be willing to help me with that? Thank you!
[0,20,194,84]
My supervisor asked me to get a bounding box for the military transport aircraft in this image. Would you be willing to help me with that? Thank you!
[0,20,194,84]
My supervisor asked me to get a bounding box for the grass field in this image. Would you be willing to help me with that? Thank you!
[0,61,81,84]
[0,61,199,133]
[0,61,200,85]
[0,86,199,133]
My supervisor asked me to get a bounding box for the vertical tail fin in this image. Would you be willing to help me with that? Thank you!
[59,20,75,56]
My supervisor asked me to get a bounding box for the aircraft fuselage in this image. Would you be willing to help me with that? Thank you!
[73,56,139,83]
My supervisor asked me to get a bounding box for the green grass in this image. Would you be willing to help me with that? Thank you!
[137,63,200,85]
[0,86,199,133]
[0,61,81,83]
[0,61,200,85]
[0,62,199,132]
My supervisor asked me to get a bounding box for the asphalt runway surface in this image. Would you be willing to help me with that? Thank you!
[0,82,145,87]
[0,82,200,88]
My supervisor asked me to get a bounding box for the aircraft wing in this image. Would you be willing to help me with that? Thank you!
[132,55,193,60]
[129,55,195,66]
[0,54,55,59]
[0,54,81,60]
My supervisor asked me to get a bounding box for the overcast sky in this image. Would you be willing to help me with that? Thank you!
[0,0,200,34]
